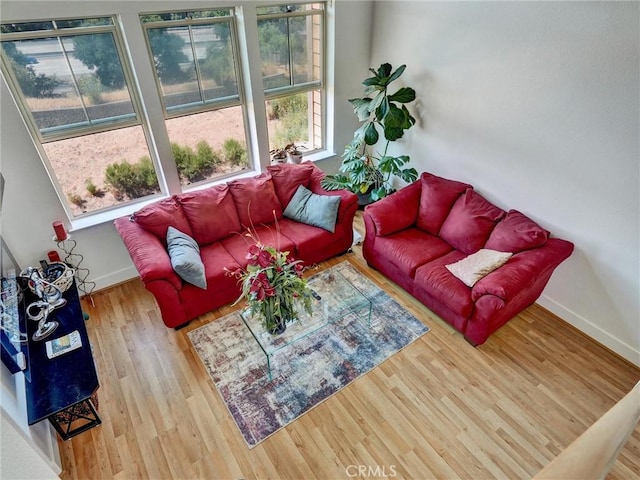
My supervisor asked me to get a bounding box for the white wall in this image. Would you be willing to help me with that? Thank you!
[0,1,371,288]
[1,367,62,478]
[370,1,639,364]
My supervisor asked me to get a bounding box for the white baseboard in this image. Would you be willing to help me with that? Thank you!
[538,294,640,367]
[91,265,138,292]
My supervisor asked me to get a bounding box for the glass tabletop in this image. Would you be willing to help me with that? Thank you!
[240,268,372,379]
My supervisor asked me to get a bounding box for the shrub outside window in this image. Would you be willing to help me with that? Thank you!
[0,18,160,217]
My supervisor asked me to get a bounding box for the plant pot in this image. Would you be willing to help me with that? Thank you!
[287,152,303,164]
[271,156,287,165]
[267,316,287,335]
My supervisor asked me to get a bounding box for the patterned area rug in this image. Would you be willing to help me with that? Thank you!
[188,261,429,448]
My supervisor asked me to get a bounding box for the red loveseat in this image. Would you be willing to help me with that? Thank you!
[114,162,358,329]
[362,172,574,345]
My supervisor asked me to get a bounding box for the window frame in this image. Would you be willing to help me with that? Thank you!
[258,3,326,154]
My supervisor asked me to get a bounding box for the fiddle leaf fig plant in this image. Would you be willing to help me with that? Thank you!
[322,63,418,203]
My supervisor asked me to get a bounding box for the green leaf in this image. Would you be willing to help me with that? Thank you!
[384,104,406,127]
[352,123,369,143]
[364,122,379,145]
[370,90,386,114]
[350,97,373,121]
[376,97,390,121]
[370,186,388,202]
[384,126,405,142]
[398,167,418,183]
[377,63,392,80]
[321,174,352,191]
[388,87,415,104]
[402,105,416,128]
[362,75,380,87]
[377,155,403,174]
[387,64,406,83]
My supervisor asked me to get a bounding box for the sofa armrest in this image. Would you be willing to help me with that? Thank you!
[471,238,574,302]
[362,181,421,237]
[114,217,182,290]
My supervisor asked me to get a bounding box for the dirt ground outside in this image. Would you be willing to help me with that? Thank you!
[44,108,247,216]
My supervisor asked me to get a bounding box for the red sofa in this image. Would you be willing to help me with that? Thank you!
[362,172,574,345]
[114,162,358,328]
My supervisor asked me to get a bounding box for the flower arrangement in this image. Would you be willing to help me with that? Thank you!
[228,241,313,334]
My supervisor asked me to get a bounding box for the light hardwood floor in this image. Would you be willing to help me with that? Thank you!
[59,213,640,479]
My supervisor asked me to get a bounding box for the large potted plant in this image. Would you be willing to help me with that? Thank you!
[229,242,313,334]
[322,63,418,205]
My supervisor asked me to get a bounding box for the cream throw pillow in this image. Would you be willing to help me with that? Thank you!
[446,249,513,287]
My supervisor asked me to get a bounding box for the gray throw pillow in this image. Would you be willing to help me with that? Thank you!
[283,185,341,233]
[166,226,207,289]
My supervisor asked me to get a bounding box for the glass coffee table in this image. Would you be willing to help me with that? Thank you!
[240,268,372,381]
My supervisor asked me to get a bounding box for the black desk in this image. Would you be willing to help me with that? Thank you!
[23,282,101,440]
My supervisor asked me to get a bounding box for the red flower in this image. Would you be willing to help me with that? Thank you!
[257,249,273,268]
[250,272,275,300]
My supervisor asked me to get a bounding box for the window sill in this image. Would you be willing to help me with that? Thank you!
[68,152,338,232]
[304,149,337,164]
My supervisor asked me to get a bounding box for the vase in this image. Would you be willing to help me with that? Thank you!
[287,153,303,164]
[267,316,287,335]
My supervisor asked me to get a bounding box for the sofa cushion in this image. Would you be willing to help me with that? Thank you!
[485,209,549,253]
[178,184,242,245]
[283,185,341,233]
[439,190,506,254]
[413,250,474,319]
[276,217,343,266]
[133,196,193,241]
[267,162,315,207]
[445,248,513,287]
[220,225,296,266]
[416,172,471,235]
[366,181,422,237]
[372,227,453,278]
[166,226,206,289]
[229,173,282,228]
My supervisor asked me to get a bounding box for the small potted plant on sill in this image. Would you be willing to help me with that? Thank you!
[321,63,418,206]
[270,147,288,164]
[284,143,306,164]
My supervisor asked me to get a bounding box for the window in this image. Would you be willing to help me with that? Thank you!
[141,9,251,187]
[0,3,329,225]
[0,18,160,217]
[258,3,324,152]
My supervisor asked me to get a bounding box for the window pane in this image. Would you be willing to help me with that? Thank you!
[258,13,322,90]
[1,32,135,137]
[166,107,249,187]
[196,23,238,103]
[42,126,159,216]
[290,15,320,85]
[259,18,290,90]
[147,26,200,109]
[266,91,321,151]
[148,22,239,112]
